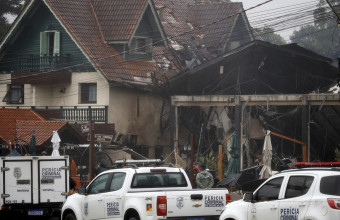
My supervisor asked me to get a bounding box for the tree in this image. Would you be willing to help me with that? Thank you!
[0,0,23,38]
[254,27,287,45]
[335,148,340,161]
[290,0,340,62]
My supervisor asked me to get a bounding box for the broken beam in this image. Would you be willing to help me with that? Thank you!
[171,94,340,107]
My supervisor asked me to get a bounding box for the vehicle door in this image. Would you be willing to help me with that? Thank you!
[279,175,315,220]
[3,160,32,204]
[248,177,284,220]
[103,172,127,219]
[82,173,111,220]
[39,158,68,203]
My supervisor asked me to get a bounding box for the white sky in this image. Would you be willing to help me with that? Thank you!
[236,0,321,42]
[6,0,322,42]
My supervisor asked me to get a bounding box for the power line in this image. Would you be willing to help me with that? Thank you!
[0,0,336,86]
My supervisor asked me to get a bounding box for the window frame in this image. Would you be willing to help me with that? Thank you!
[255,177,284,202]
[40,31,60,56]
[79,83,97,104]
[109,172,127,192]
[283,175,314,199]
[87,173,111,194]
[320,175,340,196]
[2,84,24,104]
[130,172,188,188]
[129,36,153,55]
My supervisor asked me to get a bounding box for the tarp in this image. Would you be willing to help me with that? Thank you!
[226,132,240,177]
[29,133,36,156]
[259,131,273,179]
[7,149,21,156]
[216,172,256,190]
[51,130,61,156]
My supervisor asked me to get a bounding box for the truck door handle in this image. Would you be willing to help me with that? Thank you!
[191,194,203,200]
[270,205,278,210]
[299,203,306,207]
[98,199,103,202]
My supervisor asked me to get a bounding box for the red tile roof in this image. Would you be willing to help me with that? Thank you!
[16,120,67,146]
[15,0,245,84]
[45,0,155,83]
[187,3,242,48]
[92,0,147,41]
[0,109,46,144]
[154,0,242,48]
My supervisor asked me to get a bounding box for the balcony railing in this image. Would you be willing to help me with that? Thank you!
[1,106,108,123]
[16,55,71,72]
[60,106,108,123]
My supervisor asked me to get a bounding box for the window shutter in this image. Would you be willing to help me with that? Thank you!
[53,31,60,55]
[40,32,48,56]
[145,38,153,54]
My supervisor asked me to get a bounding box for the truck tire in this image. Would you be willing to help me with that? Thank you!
[65,213,77,220]
[128,217,138,220]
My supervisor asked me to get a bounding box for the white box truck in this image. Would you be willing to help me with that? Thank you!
[0,155,70,218]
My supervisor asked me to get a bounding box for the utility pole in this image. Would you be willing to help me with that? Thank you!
[89,120,95,181]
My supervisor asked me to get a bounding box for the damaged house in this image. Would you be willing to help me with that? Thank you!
[0,0,255,163]
[168,40,339,169]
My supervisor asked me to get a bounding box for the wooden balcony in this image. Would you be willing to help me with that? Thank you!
[1,106,108,123]
[16,55,71,72]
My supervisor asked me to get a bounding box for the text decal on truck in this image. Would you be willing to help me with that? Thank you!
[42,167,61,179]
[107,201,120,216]
[280,207,300,220]
[204,195,224,207]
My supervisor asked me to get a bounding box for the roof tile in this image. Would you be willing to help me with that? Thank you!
[16,120,67,146]
[0,109,46,144]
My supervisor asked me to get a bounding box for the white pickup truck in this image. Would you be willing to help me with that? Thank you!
[62,166,229,220]
[0,155,70,218]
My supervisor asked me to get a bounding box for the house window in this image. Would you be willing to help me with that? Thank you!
[2,85,24,104]
[230,41,240,50]
[80,83,97,103]
[40,31,60,56]
[130,37,152,54]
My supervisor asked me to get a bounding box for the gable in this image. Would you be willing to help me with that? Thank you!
[0,1,92,73]
[92,0,147,42]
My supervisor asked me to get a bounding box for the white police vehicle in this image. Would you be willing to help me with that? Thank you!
[219,167,340,220]
[62,164,230,220]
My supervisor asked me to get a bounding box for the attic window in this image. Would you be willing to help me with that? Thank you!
[40,31,60,56]
[130,37,152,55]
[2,85,24,104]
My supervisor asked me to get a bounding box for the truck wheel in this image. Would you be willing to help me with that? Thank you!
[128,217,138,220]
[65,213,77,220]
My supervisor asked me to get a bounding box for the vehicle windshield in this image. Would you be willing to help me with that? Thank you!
[131,172,188,188]
[320,175,340,196]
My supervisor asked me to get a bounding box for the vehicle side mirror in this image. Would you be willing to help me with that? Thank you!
[78,186,87,195]
[243,192,254,203]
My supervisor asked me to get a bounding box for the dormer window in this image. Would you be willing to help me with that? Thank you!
[130,37,152,55]
[40,31,60,56]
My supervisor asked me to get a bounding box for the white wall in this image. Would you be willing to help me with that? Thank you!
[0,71,109,107]
[108,86,169,147]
